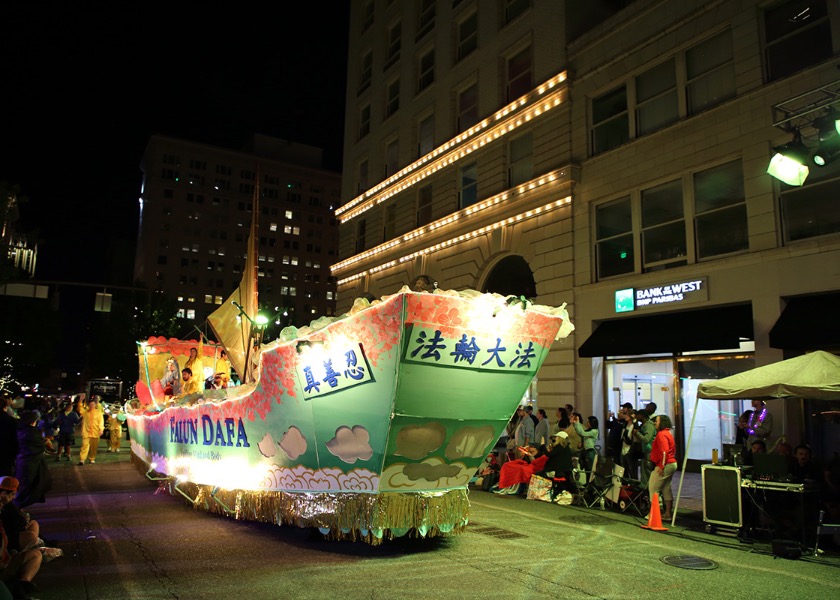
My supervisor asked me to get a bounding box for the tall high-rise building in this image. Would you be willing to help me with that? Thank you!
[336,0,840,461]
[135,134,340,330]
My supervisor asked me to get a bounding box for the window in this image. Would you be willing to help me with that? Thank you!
[595,197,635,279]
[686,30,735,114]
[355,219,367,254]
[385,21,401,69]
[418,49,435,92]
[591,30,735,155]
[506,46,532,102]
[417,0,435,40]
[641,180,686,271]
[508,133,533,187]
[504,0,530,25]
[764,0,832,82]
[386,79,400,117]
[358,159,369,194]
[359,51,373,94]
[204,295,213,304]
[418,114,435,156]
[460,162,478,208]
[417,184,433,226]
[385,139,399,176]
[636,59,678,136]
[694,160,747,258]
[592,86,629,155]
[362,0,374,31]
[359,104,371,139]
[383,203,397,240]
[457,83,478,133]
[780,160,840,242]
[457,12,478,61]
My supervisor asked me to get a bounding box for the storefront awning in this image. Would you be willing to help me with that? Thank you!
[769,292,840,350]
[578,304,753,358]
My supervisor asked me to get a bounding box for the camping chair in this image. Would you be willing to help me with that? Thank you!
[582,455,616,510]
[615,474,650,517]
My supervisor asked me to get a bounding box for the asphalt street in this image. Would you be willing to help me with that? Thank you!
[18,439,840,600]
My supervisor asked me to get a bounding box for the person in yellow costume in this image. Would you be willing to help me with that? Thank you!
[180,368,200,396]
[78,397,104,465]
[107,407,127,453]
[184,344,204,383]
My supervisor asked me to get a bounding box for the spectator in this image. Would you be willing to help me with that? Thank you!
[537,431,574,494]
[605,404,630,462]
[791,445,821,482]
[0,398,17,478]
[555,408,581,457]
[648,415,677,520]
[14,413,51,509]
[0,476,48,600]
[620,409,640,480]
[775,441,793,457]
[746,399,773,448]
[78,399,104,466]
[51,402,81,463]
[634,412,656,489]
[573,413,599,472]
[0,478,40,554]
[534,409,550,449]
[513,406,535,456]
[735,409,753,447]
[494,446,548,494]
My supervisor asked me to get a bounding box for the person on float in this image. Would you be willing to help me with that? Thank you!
[648,414,678,520]
[180,368,200,396]
[184,346,204,382]
[78,398,104,466]
[160,358,181,398]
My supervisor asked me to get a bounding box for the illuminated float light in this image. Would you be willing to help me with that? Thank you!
[332,170,567,274]
[337,72,568,220]
[337,197,571,285]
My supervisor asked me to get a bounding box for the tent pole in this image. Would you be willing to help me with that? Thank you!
[672,393,701,527]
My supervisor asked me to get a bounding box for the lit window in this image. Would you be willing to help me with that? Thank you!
[204,295,213,303]
[285,210,293,219]
[177,296,184,302]
[215,296,223,305]
[326,291,334,300]
[270,223,277,232]
[291,256,299,266]
[177,308,185,318]
[186,309,195,320]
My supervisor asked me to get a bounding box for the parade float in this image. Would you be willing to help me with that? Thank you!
[126,198,573,543]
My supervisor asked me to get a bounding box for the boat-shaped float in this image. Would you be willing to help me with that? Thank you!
[127,288,572,543]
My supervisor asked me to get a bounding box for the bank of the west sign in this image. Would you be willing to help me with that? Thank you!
[615,277,708,312]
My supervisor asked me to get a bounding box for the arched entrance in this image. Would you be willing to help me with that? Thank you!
[482,255,536,299]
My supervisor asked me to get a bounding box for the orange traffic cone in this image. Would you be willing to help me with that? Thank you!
[641,492,668,531]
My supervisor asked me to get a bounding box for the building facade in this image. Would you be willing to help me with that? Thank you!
[135,134,340,332]
[336,0,840,462]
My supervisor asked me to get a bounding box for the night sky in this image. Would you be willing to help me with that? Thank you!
[1,2,350,283]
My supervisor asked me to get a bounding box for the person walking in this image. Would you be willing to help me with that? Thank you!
[106,408,126,453]
[78,398,104,466]
[51,402,81,462]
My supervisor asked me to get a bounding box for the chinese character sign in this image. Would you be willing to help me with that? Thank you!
[295,342,375,400]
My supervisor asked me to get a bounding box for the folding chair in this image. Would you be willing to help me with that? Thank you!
[582,455,616,510]
[615,475,651,517]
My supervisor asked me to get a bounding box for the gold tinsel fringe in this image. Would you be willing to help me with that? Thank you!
[131,452,469,545]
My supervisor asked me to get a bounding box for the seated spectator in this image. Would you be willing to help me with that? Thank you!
[0,478,40,555]
[791,444,821,482]
[494,447,548,494]
[0,477,44,600]
[537,431,574,494]
[775,441,792,457]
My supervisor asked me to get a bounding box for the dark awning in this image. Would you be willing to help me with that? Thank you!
[769,293,840,350]
[578,304,753,358]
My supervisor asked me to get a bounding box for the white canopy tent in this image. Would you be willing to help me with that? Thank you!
[672,351,840,524]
